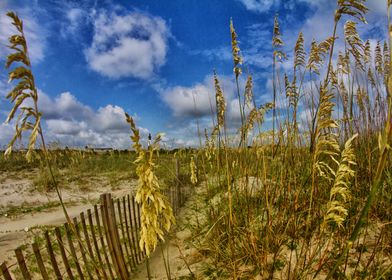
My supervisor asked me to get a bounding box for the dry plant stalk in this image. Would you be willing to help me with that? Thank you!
[190,155,198,185]
[125,113,175,257]
[214,71,226,133]
[345,21,365,71]
[241,103,273,137]
[309,85,340,209]
[271,15,286,150]
[272,15,284,54]
[294,32,306,70]
[230,18,242,79]
[230,19,246,141]
[244,74,254,108]
[4,12,41,162]
[323,134,357,229]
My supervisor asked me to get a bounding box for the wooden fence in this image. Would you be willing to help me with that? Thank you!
[0,159,187,280]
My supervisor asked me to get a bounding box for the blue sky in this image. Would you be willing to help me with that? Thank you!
[0,0,388,148]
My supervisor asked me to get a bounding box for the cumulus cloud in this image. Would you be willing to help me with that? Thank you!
[85,10,169,79]
[37,91,93,121]
[0,90,149,149]
[0,2,46,64]
[41,93,143,147]
[161,84,214,118]
[161,75,243,120]
[46,119,88,135]
[237,0,279,13]
[160,73,273,147]
[94,105,130,132]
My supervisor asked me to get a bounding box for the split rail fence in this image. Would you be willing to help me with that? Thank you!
[0,159,187,280]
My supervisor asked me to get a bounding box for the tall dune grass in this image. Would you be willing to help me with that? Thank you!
[187,0,392,278]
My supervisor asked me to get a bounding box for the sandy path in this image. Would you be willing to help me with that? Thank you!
[132,184,206,279]
[0,178,136,263]
[0,203,94,262]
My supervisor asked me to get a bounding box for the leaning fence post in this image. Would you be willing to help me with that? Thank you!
[101,193,129,280]
[95,204,115,279]
[1,262,13,280]
[64,223,83,279]
[44,231,62,280]
[54,227,74,280]
[101,194,121,278]
[32,243,49,280]
[15,248,31,280]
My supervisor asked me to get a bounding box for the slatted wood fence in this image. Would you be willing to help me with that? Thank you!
[0,159,187,280]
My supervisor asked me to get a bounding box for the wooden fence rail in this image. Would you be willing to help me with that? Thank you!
[1,159,186,280]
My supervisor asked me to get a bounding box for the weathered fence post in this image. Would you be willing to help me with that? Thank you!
[94,205,115,279]
[64,223,84,279]
[44,231,63,280]
[15,247,31,280]
[54,227,74,279]
[1,262,13,280]
[129,195,142,263]
[87,208,109,280]
[100,193,129,280]
[32,243,49,280]
[122,196,138,269]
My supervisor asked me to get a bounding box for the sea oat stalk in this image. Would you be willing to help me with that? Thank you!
[125,113,175,257]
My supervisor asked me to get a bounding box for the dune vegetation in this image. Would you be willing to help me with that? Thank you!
[1,0,392,279]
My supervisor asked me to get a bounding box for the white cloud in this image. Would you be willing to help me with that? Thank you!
[94,105,130,132]
[163,118,213,148]
[160,74,273,147]
[0,4,46,64]
[61,8,86,37]
[161,75,240,119]
[0,90,149,149]
[38,91,93,120]
[0,123,14,149]
[46,119,88,135]
[161,84,213,118]
[237,0,279,13]
[85,10,169,79]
